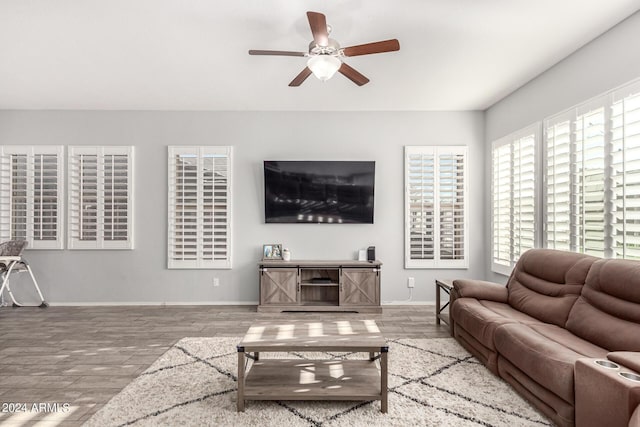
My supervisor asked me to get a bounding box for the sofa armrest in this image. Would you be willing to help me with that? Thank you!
[631,402,640,427]
[452,279,508,303]
[575,357,640,427]
[609,352,640,373]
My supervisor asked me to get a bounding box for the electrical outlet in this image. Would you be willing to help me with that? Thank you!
[213,277,220,287]
[407,277,415,288]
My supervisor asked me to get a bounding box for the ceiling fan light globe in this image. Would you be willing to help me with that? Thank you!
[307,55,341,81]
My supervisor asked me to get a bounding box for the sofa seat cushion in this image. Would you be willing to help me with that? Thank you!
[494,323,608,403]
[607,351,640,372]
[452,298,544,350]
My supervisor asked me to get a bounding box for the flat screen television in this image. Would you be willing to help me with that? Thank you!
[264,161,375,224]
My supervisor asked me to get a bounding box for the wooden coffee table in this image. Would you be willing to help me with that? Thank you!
[236,319,388,412]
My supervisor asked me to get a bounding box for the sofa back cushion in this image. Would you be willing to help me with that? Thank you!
[566,258,640,351]
[507,249,597,326]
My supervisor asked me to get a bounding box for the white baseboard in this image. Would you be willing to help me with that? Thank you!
[382,301,435,306]
[48,301,259,306]
[46,301,434,307]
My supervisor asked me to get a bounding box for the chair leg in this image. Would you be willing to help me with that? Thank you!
[0,273,8,307]
[3,262,48,308]
[0,262,17,307]
[0,273,8,301]
[7,281,21,307]
[25,265,47,307]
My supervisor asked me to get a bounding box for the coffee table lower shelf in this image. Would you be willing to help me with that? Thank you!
[239,359,386,410]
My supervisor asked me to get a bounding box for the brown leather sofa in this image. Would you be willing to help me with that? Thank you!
[450,249,640,427]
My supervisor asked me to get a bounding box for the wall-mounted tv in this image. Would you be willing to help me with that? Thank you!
[264,161,375,224]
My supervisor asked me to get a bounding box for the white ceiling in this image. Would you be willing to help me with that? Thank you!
[1,1,638,111]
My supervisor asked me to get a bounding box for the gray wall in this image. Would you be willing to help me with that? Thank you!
[484,11,640,282]
[0,110,485,304]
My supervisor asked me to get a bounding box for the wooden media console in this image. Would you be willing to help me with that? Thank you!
[257,260,382,313]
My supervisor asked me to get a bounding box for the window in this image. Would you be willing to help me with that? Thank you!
[168,146,232,269]
[610,83,640,259]
[0,145,64,249]
[544,80,640,259]
[491,124,539,275]
[405,146,468,269]
[544,100,606,255]
[68,146,134,249]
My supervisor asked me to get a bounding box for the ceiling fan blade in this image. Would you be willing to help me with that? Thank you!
[248,50,306,57]
[289,67,313,87]
[307,11,329,46]
[338,63,370,86]
[342,39,400,57]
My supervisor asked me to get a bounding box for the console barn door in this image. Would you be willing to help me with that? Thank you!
[260,268,299,305]
[340,268,380,306]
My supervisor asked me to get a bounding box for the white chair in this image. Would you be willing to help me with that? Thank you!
[0,240,48,308]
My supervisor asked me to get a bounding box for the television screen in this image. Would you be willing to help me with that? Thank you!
[264,161,375,224]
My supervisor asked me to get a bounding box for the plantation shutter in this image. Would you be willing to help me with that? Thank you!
[492,141,512,272]
[168,146,232,269]
[438,151,466,262]
[68,146,134,249]
[544,80,640,260]
[491,124,538,275]
[575,103,607,256]
[544,98,607,256]
[544,116,572,251]
[406,148,435,264]
[405,146,468,269]
[0,146,64,249]
[610,82,640,259]
[513,134,537,259]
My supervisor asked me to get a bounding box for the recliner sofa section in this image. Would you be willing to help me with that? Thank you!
[450,249,640,427]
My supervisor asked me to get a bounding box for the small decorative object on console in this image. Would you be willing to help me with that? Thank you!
[262,244,283,260]
[367,246,376,261]
[282,248,291,261]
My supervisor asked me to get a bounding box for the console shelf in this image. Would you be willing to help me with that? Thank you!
[300,282,339,286]
[258,260,382,313]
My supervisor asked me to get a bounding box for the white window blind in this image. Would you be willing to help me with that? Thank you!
[611,84,640,259]
[545,80,640,260]
[544,100,606,256]
[545,117,572,251]
[68,146,134,250]
[405,146,468,269]
[168,146,232,269]
[491,124,538,275]
[0,145,64,249]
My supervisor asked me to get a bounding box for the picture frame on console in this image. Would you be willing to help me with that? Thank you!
[262,244,283,260]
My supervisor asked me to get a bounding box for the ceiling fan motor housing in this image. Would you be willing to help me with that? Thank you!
[309,38,341,56]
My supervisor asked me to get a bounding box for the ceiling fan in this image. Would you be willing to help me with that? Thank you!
[249,11,400,87]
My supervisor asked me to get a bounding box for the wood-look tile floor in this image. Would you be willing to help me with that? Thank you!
[0,305,450,426]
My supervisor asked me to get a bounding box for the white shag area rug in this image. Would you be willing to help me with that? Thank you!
[84,337,552,427]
